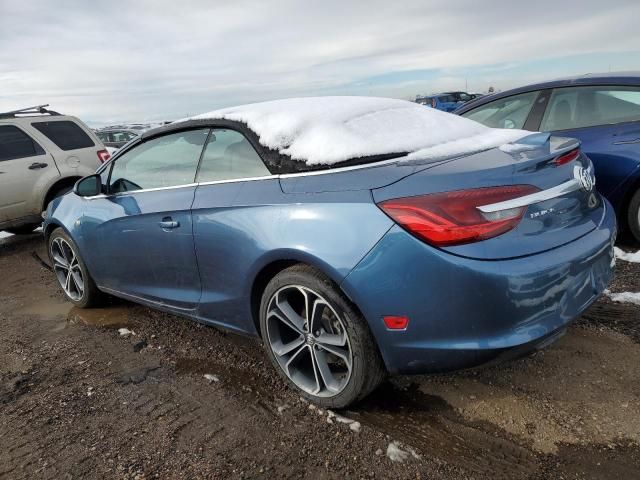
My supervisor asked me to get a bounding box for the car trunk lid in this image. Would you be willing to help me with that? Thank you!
[373,134,605,260]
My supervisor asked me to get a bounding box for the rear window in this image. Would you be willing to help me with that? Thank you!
[0,125,45,162]
[31,120,95,151]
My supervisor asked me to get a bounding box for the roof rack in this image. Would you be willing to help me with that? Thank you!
[0,104,61,119]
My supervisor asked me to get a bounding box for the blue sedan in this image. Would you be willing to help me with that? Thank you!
[44,97,616,407]
[455,72,640,242]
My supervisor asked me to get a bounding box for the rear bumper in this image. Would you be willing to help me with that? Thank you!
[341,199,617,374]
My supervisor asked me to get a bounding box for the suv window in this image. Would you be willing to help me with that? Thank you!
[111,131,137,142]
[109,129,209,193]
[540,86,640,131]
[96,132,109,143]
[196,129,270,183]
[31,120,95,151]
[0,125,45,162]
[462,91,538,129]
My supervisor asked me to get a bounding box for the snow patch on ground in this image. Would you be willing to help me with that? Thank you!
[605,290,640,305]
[386,441,410,462]
[615,247,640,263]
[183,96,530,165]
[118,328,135,336]
[203,374,219,383]
[0,232,13,240]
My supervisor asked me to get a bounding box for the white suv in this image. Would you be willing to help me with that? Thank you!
[0,105,110,234]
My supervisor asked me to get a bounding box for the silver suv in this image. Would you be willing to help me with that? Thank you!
[0,105,109,234]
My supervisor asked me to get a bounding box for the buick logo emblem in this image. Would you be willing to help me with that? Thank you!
[574,165,594,192]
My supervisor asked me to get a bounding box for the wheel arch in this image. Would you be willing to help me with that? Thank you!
[41,176,81,211]
[248,251,358,335]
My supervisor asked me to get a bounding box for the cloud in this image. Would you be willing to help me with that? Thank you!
[0,0,638,124]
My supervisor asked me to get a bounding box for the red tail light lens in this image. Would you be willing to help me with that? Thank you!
[97,149,111,163]
[378,185,540,247]
[554,148,580,166]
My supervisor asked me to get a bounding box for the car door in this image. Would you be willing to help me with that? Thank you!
[190,128,276,331]
[0,124,59,223]
[81,128,210,310]
[460,90,544,130]
[538,85,640,201]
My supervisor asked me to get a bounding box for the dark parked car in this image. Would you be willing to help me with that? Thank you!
[44,97,615,407]
[95,128,139,149]
[417,92,476,112]
[455,72,640,241]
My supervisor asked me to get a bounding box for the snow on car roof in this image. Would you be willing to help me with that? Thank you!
[184,96,530,166]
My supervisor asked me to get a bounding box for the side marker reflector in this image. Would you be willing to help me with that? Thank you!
[383,316,409,330]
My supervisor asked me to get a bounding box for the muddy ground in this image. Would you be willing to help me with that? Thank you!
[1,234,639,479]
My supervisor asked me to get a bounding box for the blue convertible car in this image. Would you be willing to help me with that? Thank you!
[44,97,616,407]
[455,72,640,242]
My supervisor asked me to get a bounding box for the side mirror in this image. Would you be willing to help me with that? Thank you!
[74,174,102,197]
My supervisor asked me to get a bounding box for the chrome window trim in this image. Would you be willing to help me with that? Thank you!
[86,158,408,200]
[197,175,278,186]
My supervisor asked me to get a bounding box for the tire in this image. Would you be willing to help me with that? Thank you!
[259,264,386,408]
[5,224,39,235]
[628,189,640,244]
[48,228,103,308]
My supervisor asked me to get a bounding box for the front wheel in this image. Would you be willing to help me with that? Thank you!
[628,189,640,244]
[259,265,386,408]
[48,228,103,308]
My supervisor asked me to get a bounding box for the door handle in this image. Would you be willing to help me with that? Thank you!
[159,218,180,229]
[28,162,48,170]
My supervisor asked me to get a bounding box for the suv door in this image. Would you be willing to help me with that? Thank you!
[0,124,59,224]
[82,128,210,309]
[538,85,640,200]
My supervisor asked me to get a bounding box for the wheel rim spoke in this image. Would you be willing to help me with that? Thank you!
[318,343,352,370]
[308,346,322,395]
[312,348,341,394]
[271,335,305,357]
[266,285,353,398]
[316,331,347,347]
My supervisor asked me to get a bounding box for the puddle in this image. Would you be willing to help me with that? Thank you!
[67,306,131,328]
[348,382,537,479]
[15,301,72,318]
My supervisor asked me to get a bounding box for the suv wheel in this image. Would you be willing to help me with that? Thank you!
[48,228,102,308]
[259,265,386,408]
[628,189,640,244]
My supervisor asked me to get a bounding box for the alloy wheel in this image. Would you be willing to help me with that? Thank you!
[266,285,353,397]
[50,237,84,301]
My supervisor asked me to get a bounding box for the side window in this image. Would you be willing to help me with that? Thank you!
[462,91,538,129]
[31,120,95,150]
[96,132,109,143]
[108,129,209,193]
[540,86,640,131]
[0,125,45,162]
[197,129,270,183]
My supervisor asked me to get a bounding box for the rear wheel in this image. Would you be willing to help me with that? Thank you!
[259,265,386,408]
[628,189,640,243]
[48,228,102,308]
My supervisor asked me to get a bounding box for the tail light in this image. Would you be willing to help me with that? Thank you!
[554,148,580,166]
[97,149,111,163]
[378,185,540,247]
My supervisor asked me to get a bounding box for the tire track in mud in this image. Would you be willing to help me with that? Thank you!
[347,383,538,479]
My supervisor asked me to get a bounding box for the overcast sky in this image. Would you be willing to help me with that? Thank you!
[1,0,639,125]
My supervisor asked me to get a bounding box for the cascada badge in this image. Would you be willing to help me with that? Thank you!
[574,165,595,192]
